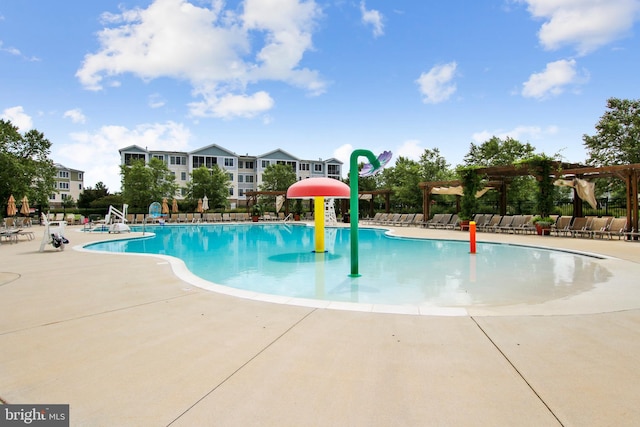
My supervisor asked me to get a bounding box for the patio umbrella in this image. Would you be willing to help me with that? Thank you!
[20,196,30,216]
[202,195,209,212]
[6,195,17,217]
[172,198,179,213]
[162,198,169,215]
[197,198,203,213]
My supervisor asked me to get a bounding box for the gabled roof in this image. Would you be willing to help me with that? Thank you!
[189,143,238,157]
[323,157,343,164]
[257,148,300,161]
[118,145,147,154]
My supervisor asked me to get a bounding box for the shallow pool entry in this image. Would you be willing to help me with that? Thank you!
[85,224,612,308]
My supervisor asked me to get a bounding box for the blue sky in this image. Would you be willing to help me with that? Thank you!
[2,0,640,191]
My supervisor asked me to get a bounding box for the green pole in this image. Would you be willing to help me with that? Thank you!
[349,149,380,277]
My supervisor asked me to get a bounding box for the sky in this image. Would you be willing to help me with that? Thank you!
[2,0,640,192]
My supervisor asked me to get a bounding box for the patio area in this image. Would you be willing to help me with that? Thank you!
[1,225,639,426]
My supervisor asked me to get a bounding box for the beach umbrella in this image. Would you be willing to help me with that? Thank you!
[162,198,169,215]
[6,195,17,217]
[172,198,179,213]
[20,196,30,216]
[197,198,203,213]
[202,195,209,212]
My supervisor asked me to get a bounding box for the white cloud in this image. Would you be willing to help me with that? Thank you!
[148,93,166,109]
[1,106,33,131]
[521,59,587,99]
[471,125,558,143]
[76,0,326,119]
[360,1,384,37]
[188,91,274,119]
[53,121,192,191]
[395,139,424,161]
[63,108,87,124]
[416,62,458,104]
[520,0,640,55]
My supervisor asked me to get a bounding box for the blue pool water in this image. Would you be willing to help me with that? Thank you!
[84,224,611,308]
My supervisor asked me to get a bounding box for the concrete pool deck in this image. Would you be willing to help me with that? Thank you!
[1,224,640,425]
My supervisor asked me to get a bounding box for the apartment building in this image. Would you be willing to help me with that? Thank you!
[50,163,84,208]
[119,144,343,208]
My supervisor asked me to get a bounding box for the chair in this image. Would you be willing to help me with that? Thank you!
[498,215,525,233]
[422,213,443,228]
[436,214,459,230]
[410,213,423,226]
[600,217,628,240]
[428,213,452,229]
[583,217,610,239]
[478,215,501,232]
[566,217,590,238]
[551,216,572,236]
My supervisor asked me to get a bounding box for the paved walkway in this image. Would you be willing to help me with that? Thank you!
[1,224,639,426]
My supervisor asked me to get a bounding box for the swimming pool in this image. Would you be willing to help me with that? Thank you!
[84,224,612,312]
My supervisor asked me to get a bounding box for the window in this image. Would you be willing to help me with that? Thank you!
[314,164,323,172]
[227,173,233,181]
[238,175,243,183]
[192,156,204,168]
[152,154,165,162]
[328,164,340,175]
[245,161,254,169]
[78,173,83,180]
[49,194,56,201]
[239,189,244,197]
[170,156,186,165]
[238,161,244,169]
[59,182,69,190]
[78,184,82,190]
[261,160,270,168]
[276,160,296,172]
[58,171,69,178]
[244,175,254,183]
[61,193,70,200]
[224,158,234,167]
[181,172,186,181]
[206,156,217,168]
[300,163,309,171]
[124,153,145,165]
[229,187,234,196]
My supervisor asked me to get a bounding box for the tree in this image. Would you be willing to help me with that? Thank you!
[0,119,56,214]
[120,158,178,211]
[379,157,422,211]
[78,181,109,209]
[583,98,640,165]
[186,165,230,210]
[419,148,454,181]
[464,136,537,213]
[260,164,297,191]
[464,136,535,166]
[259,164,297,210]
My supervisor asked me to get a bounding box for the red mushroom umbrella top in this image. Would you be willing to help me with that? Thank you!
[287,177,350,199]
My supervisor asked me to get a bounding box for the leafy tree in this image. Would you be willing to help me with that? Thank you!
[186,165,230,210]
[259,164,297,210]
[464,136,535,166]
[379,156,422,211]
[120,158,178,211]
[419,148,454,181]
[260,164,297,191]
[0,119,56,214]
[78,181,109,209]
[583,98,640,165]
[464,136,537,213]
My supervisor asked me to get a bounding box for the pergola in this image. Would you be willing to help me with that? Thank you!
[419,163,640,235]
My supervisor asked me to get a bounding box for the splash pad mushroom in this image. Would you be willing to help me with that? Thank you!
[287,177,351,252]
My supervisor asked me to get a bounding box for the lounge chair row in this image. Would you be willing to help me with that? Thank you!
[362,213,425,227]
